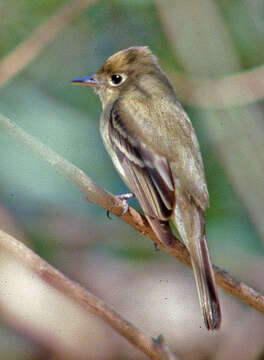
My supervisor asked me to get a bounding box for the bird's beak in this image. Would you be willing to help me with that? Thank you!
[71,75,102,87]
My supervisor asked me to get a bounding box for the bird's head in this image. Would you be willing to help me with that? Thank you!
[72,46,170,106]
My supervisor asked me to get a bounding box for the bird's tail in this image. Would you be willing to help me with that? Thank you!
[188,232,221,330]
[173,197,221,330]
[146,199,221,330]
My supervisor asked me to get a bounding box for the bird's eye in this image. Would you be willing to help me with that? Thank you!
[109,74,126,86]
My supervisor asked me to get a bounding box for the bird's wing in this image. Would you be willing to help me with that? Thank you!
[118,95,209,210]
[108,101,175,221]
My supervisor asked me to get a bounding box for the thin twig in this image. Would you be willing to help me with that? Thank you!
[1,113,264,315]
[0,0,97,88]
[0,230,178,360]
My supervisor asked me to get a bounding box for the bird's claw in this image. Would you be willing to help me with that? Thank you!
[152,334,164,344]
[118,192,134,215]
[107,192,134,219]
[154,243,160,251]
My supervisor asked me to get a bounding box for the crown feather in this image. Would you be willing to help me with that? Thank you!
[98,46,158,75]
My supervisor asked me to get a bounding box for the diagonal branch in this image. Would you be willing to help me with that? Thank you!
[1,113,264,315]
[0,230,178,360]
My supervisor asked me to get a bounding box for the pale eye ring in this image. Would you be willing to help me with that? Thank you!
[109,74,126,86]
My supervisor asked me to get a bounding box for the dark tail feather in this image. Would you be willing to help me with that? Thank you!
[147,210,221,330]
[188,233,221,330]
[173,197,221,330]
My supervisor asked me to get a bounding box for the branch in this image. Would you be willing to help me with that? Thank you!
[1,113,264,315]
[166,66,264,108]
[155,0,264,107]
[0,0,98,88]
[0,230,178,360]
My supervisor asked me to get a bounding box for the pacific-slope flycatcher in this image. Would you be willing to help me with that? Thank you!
[72,46,221,330]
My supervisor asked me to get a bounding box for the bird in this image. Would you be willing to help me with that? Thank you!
[72,46,221,330]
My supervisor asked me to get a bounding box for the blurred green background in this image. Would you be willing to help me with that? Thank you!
[1,0,264,359]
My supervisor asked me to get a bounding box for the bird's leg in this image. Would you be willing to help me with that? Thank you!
[107,192,135,219]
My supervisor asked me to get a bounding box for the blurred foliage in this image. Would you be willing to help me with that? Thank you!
[219,0,264,68]
[0,0,66,56]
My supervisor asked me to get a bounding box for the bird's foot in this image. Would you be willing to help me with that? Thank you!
[152,334,164,344]
[107,192,135,219]
[154,243,160,251]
